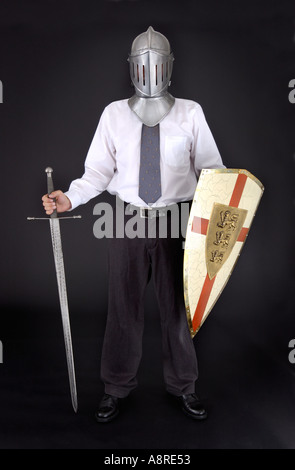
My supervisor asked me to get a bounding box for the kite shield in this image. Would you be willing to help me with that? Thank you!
[184,169,264,338]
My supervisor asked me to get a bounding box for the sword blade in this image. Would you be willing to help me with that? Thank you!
[49,218,78,413]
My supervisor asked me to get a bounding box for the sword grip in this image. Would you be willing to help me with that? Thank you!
[45,167,57,218]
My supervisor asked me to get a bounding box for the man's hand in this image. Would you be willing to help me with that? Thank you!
[42,190,72,215]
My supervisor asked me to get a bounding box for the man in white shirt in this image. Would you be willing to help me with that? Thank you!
[42,27,225,422]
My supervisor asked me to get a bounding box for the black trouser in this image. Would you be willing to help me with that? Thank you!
[100,202,198,398]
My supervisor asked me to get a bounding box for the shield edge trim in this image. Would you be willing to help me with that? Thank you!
[196,168,264,191]
[183,168,264,339]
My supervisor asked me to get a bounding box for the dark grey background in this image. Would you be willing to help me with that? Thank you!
[0,0,294,450]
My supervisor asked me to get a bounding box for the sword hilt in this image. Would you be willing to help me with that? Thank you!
[45,167,57,219]
[27,167,82,222]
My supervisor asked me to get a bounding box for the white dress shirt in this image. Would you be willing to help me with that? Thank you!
[65,98,225,210]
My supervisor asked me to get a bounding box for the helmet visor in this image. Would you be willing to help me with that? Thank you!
[129,50,174,97]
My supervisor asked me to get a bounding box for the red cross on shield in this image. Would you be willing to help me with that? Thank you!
[183,169,264,338]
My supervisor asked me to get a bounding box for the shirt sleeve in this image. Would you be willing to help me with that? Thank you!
[192,104,226,178]
[65,106,116,211]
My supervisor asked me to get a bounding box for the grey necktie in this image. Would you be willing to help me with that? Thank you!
[138,124,162,204]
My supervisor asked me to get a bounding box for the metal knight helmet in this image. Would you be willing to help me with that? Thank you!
[128,26,175,127]
[128,26,174,97]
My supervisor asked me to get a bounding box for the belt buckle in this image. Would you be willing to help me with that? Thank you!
[140,207,151,218]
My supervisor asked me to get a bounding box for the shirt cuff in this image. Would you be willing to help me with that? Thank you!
[64,190,81,212]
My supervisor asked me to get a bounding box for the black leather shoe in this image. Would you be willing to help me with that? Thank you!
[178,393,207,420]
[95,394,119,423]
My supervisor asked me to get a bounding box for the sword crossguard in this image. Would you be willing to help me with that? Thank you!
[27,215,82,221]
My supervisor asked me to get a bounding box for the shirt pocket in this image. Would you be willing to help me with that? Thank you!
[164,136,188,168]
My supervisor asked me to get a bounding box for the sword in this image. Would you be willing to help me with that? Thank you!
[28,167,81,413]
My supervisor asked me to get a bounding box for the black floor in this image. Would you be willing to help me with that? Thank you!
[1,300,295,451]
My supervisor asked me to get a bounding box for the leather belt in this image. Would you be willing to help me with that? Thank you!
[125,204,177,219]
